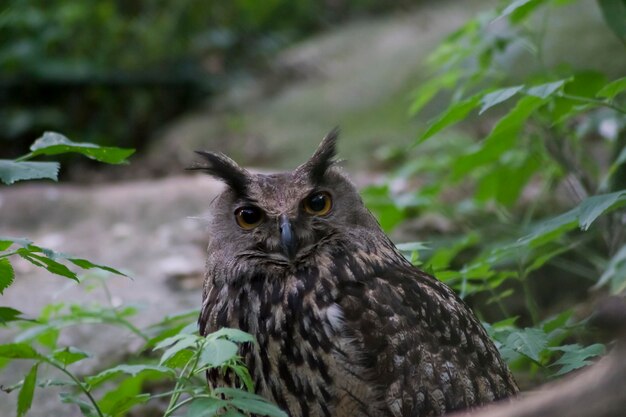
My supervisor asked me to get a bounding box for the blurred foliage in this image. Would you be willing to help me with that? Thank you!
[0,0,417,164]
[364,0,626,381]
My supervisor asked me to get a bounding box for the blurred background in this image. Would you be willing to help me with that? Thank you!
[1,0,626,416]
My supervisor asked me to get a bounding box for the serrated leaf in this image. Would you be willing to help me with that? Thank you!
[230,398,288,417]
[578,190,626,231]
[208,328,256,344]
[418,94,482,143]
[86,364,173,388]
[51,347,89,367]
[199,339,239,368]
[0,306,28,324]
[595,244,626,293]
[597,76,626,99]
[505,328,548,362]
[28,132,135,164]
[159,336,198,365]
[17,249,78,281]
[185,397,226,417]
[17,363,38,417]
[552,343,605,376]
[0,258,15,294]
[0,343,43,359]
[479,86,523,114]
[0,160,60,184]
[0,240,12,251]
[68,258,127,277]
[598,0,626,43]
[524,80,567,99]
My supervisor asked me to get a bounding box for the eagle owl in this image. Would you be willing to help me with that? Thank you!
[195,130,518,417]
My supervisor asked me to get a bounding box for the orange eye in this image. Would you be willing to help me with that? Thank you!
[304,192,332,216]
[235,206,264,230]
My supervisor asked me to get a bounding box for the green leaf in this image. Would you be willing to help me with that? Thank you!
[86,364,173,388]
[597,76,626,99]
[185,398,226,417]
[157,334,199,365]
[199,339,239,368]
[409,70,461,116]
[0,160,60,185]
[16,249,78,281]
[496,0,545,22]
[60,392,98,417]
[0,258,15,294]
[230,398,288,417]
[68,258,127,277]
[0,343,43,360]
[208,328,256,344]
[452,95,545,179]
[107,393,150,417]
[418,94,482,143]
[215,388,288,417]
[552,343,605,376]
[0,237,33,249]
[51,347,90,367]
[595,244,626,293]
[598,0,626,43]
[524,80,567,99]
[505,328,548,362]
[17,363,38,417]
[28,132,135,164]
[578,190,626,231]
[0,307,29,325]
[479,86,524,114]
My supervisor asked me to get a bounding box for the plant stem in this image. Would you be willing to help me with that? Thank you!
[45,360,104,417]
[557,93,626,114]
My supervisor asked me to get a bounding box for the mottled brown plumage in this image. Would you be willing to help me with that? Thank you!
[195,130,518,417]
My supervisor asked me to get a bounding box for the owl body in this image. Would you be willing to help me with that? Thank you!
[196,131,518,417]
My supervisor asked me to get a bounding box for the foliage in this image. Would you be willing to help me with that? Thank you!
[0,278,285,417]
[365,0,626,377]
[0,0,417,158]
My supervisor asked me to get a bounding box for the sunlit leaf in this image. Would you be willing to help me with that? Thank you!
[0,343,43,360]
[28,132,135,164]
[479,86,523,114]
[524,79,567,99]
[17,364,38,417]
[0,160,60,184]
[597,76,626,99]
[418,94,482,143]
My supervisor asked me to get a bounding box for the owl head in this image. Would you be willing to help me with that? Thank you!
[192,129,380,267]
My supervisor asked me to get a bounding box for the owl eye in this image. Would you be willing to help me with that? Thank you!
[304,191,332,216]
[235,206,264,229]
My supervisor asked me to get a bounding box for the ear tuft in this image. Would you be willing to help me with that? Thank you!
[188,151,250,196]
[298,128,339,183]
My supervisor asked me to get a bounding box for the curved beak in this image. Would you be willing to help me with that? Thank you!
[279,214,297,260]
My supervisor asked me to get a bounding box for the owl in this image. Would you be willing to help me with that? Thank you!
[194,130,518,417]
